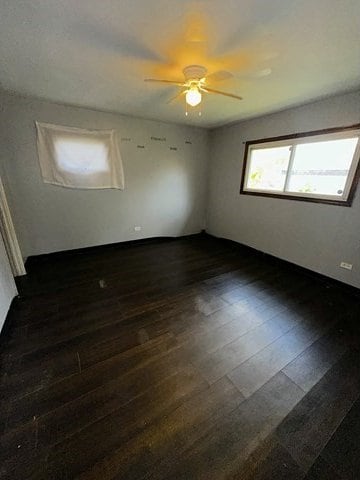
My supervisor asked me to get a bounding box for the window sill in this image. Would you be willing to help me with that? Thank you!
[239,189,353,207]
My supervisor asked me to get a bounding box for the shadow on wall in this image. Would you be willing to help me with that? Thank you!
[29,154,200,255]
[142,155,196,235]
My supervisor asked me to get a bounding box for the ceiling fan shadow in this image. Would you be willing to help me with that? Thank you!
[140,85,179,110]
[213,0,298,55]
[71,21,164,62]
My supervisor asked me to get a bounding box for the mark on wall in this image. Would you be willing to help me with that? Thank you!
[151,136,166,142]
[120,136,192,151]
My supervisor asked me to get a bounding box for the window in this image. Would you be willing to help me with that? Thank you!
[240,125,360,206]
[36,122,124,189]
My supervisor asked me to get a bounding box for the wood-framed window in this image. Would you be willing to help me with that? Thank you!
[240,125,360,206]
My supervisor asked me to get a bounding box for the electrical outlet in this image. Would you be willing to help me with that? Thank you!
[134,226,141,232]
[340,262,353,271]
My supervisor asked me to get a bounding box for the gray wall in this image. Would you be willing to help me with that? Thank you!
[1,89,359,292]
[207,90,360,288]
[0,91,209,257]
[0,233,17,330]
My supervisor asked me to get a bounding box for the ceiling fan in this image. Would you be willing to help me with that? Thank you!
[145,65,242,113]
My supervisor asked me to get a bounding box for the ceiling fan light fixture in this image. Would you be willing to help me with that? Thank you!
[144,64,243,112]
[186,86,202,107]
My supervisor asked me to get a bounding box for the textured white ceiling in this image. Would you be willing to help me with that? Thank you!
[0,0,359,128]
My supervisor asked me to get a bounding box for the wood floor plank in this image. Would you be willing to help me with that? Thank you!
[320,396,360,479]
[5,341,188,431]
[34,366,208,479]
[303,456,343,480]
[37,364,207,450]
[1,234,359,479]
[145,372,304,480]
[180,302,289,367]
[228,317,334,398]
[282,323,350,392]
[0,350,80,400]
[276,350,360,471]
[231,435,305,480]
[74,377,245,480]
[194,308,302,385]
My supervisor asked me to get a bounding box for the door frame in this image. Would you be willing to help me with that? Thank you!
[0,177,26,276]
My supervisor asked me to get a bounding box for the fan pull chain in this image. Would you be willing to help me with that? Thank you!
[184,99,202,116]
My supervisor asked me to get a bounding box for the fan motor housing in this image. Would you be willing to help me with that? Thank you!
[183,65,207,81]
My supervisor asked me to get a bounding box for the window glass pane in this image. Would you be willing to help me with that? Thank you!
[287,138,359,196]
[54,135,109,175]
[246,146,291,191]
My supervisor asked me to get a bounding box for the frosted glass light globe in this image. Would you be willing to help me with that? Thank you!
[186,86,202,107]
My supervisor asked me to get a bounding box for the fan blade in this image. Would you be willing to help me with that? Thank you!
[202,87,243,100]
[145,79,185,86]
[253,68,272,78]
[167,90,186,104]
[206,70,233,83]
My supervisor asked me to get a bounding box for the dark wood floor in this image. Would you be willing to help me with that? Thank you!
[1,234,360,479]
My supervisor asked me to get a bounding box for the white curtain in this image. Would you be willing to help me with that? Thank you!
[36,122,124,189]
